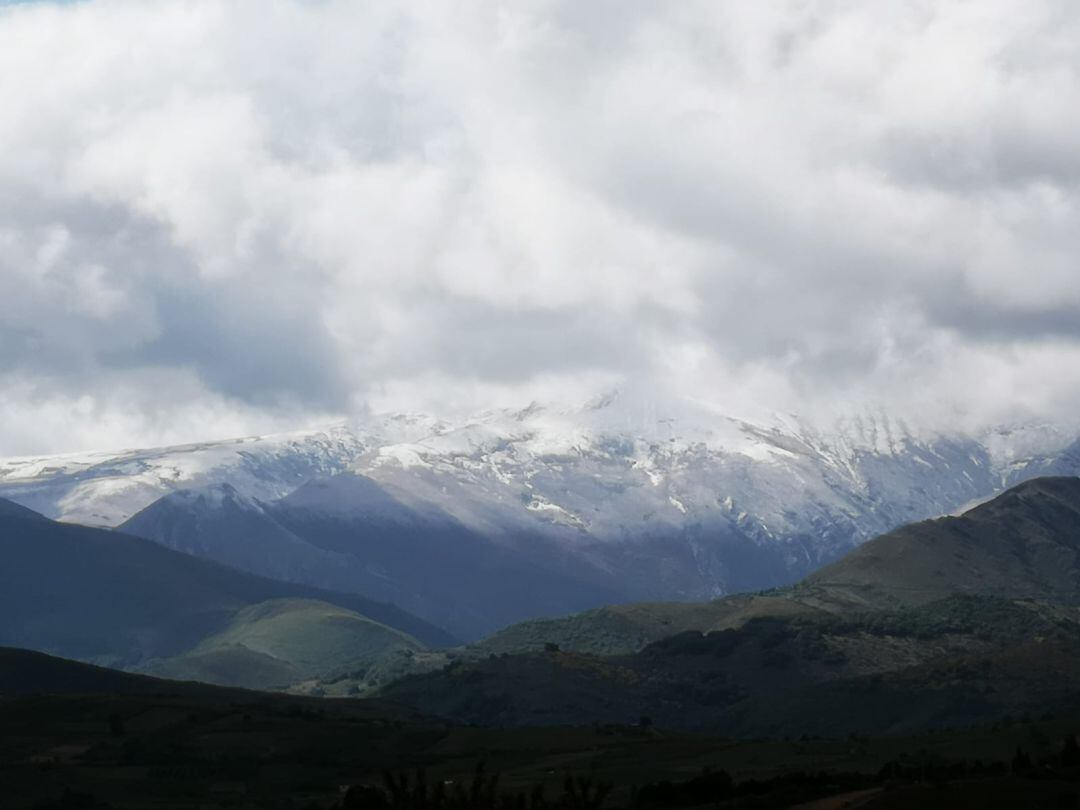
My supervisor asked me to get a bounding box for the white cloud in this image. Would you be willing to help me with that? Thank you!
[2,0,1080,453]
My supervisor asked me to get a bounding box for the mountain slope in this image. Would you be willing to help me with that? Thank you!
[122,475,628,640]
[0,498,455,671]
[0,646,227,698]
[384,593,1080,735]
[0,424,371,526]
[142,598,425,689]
[118,484,376,597]
[468,477,1080,657]
[5,400,1080,610]
[798,476,1080,610]
[0,498,48,521]
[272,475,630,638]
[380,476,1080,735]
[473,594,821,657]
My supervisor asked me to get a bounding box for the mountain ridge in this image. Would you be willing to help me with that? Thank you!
[4,400,1080,608]
[120,476,628,640]
[797,475,1080,610]
[6,399,1080,622]
[378,476,1080,735]
[469,476,1080,657]
[0,502,456,675]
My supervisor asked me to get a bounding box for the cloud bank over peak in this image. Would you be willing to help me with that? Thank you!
[2,0,1080,454]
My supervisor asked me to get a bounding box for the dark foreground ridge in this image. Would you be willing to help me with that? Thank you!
[3,645,1080,809]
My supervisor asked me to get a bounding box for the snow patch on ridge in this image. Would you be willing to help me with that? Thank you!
[0,392,1078,602]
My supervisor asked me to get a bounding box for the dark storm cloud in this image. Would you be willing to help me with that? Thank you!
[0,189,345,409]
[927,297,1080,344]
[116,278,349,409]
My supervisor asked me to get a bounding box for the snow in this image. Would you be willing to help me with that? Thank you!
[1,391,1078,594]
[374,445,429,470]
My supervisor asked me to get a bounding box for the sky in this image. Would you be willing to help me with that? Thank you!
[2,0,1080,455]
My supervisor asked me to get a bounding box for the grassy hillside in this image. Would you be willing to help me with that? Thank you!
[798,475,1080,609]
[144,598,425,689]
[0,499,454,674]
[379,478,1080,736]
[474,594,824,657]
[141,644,306,690]
[470,477,1080,658]
[384,594,1080,736]
[121,474,630,642]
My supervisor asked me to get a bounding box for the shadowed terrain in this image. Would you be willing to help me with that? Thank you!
[0,499,455,684]
[380,478,1080,736]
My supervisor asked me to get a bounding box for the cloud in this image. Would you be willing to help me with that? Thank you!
[2,0,1080,453]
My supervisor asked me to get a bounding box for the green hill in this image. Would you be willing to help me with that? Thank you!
[469,477,1080,658]
[144,598,425,689]
[381,477,1080,736]
[385,593,1080,736]
[474,593,823,657]
[797,475,1080,609]
[0,499,453,682]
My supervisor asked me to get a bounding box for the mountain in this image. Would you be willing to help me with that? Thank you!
[384,596,1080,736]
[483,477,1080,657]
[0,497,49,521]
[379,477,1080,736]
[4,396,1080,607]
[0,424,370,526]
[0,499,455,681]
[797,475,1080,610]
[120,477,626,640]
[117,483,373,595]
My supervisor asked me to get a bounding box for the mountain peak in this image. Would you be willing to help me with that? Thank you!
[279,473,420,522]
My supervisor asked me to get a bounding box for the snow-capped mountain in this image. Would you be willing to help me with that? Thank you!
[2,392,1078,612]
